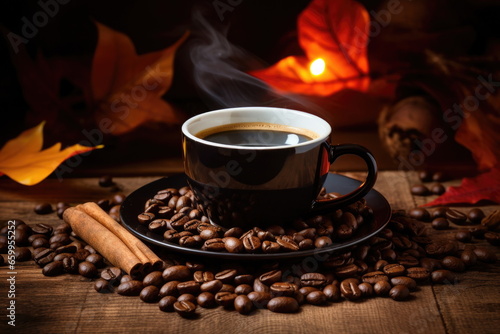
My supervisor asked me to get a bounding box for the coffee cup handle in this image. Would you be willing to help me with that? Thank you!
[311,144,377,213]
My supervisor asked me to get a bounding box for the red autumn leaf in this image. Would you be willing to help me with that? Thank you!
[249,0,370,96]
[92,23,189,135]
[423,166,500,206]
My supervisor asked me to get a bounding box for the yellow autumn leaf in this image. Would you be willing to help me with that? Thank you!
[0,122,103,185]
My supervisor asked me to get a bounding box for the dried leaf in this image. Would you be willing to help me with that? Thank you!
[92,23,189,135]
[0,122,102,185]
[249,0,370,96]
[423,166,500,206]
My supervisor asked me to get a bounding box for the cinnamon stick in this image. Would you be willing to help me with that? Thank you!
[63,207,143,277]
[78,202,163,269]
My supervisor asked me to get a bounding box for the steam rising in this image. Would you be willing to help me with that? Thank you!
[188,9,323,114]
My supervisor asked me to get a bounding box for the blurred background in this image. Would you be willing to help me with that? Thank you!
[1,0,499,177]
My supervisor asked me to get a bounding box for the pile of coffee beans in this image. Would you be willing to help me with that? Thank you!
[1,183,499,318]
[137,187,373,254]
[410,170,448,196]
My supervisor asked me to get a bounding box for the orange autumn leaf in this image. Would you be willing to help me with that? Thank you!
[92,23,190,135]
[249,0,370,96]
[0,122,102,186]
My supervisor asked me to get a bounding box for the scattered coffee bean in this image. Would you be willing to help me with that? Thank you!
[441,256,465,272]
[94,278,112,293]
[143,271,164,287]
[117,280,144,296]
[431,207,448,219]
[162,265,191,281]
[429,183,445,195]
[34,203,53,214]
[460,248,478,267]
[234,295,253,314]
[406,267,430,282]
[267,297,299,313]
[374,280,392,296]
[140,285,160,303]
[98,175,114,187]
[62,257,79,274]
[159,296,177,312]
[432,218,449,230]
[473,247,497,263]
[418,170,432,182]
[446,209,467,225]
[455,230,472,243]
[78,261,97,278]
[174,300,197,317]
[14,247,31,261]
[410,184,429,196]
[390,285,410,301]
[383,264,406,277]
[467,208,485,225]
[408,208,431,222]
[431,270,458,284]
[390,276,417,290]
[42,260,64,276]
[197,292,216,308]
[340,278,361,300]
[484,232,500,246]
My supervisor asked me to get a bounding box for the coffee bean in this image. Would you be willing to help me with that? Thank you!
[98,175,114,187]
[314,236,332,248]
[406,267,430,281]
[234,274,254,286]
[299,272,326,287]
[410,184,429,196]
[78,261,97,278]
[262,240,281,253]
[14,247,31,261]
[203,238,226,252]
[159,281,180,297]
[223,237,243,253]
[14,226,31,246]
[224,227,244,238]
[177,281,200,295]
[431,207,448,219]
[270,282,298,297]
[441,256,465,272]
[31,223,53,236]
[120,275,133,284]
[432,218,449,230]
[340,278,361,300]
[418,170,433,182]
[34,203,53,214]
[220,283,236,293]
[276,235,299,251]
[162,265,191,281]
[472,247,497,263]
[242,235,262,252]
[177,293,197,305]
[460,248,477,266]
[335,264,359,278]
[174,300,197,317]
[299,286,319,297]
[302,290,326,305]
[140,285,160,303]
[362,271,388,284]
[215,269,238,284]
[445,209,467,225]
[383,264,406,277]
[215,292,238,308]
[429,183,445,195]
[235,284,253,295]
[425,240,458,257]
[469,225,488,239]
[200,279,223,294]
[455,230,472,243]
[374,280,392,296]
[358,283,374,297]
[34,248,56,267]
[62,257,78,274]
[259,270,282,285]
[267,297,299,313]
[143,271,164,287]
[336,224,354,239]
[390,285,410,301]
[42,260,64,276]
[117,280,144,296]
[408,208,431,222]
[467,208,485,224]
[431,269,458,284]
[196,292,216,308]
[390,276,417,290]
[85,253,104,268]
[193,271,214,283]
[159,296,177,312]
[94,278,112,293]
[485,231,500,246]
[234,295,253,314]
[101,267,123,284]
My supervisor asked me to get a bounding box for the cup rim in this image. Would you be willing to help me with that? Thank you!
[181,107,331,150]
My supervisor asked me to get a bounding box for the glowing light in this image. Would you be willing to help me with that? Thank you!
[309,58,326,76]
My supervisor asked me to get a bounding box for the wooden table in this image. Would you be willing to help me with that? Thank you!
[0,171,499,333]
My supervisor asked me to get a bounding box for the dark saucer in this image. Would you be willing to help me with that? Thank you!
[120,173,391,260]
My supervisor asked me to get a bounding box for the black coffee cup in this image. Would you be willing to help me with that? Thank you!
[182,107,377,229]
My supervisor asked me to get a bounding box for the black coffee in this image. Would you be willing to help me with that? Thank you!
[197,122,317,147]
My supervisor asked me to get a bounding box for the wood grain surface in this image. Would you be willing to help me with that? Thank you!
[0,172,498,334]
